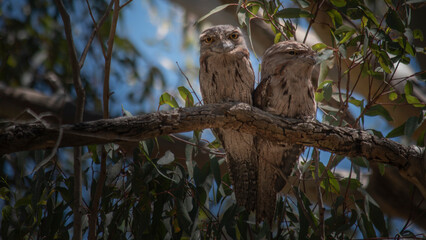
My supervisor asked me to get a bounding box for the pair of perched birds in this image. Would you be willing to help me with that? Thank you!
[198,25,317,223]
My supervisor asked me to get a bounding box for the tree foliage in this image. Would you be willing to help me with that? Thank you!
[0,0,425,239]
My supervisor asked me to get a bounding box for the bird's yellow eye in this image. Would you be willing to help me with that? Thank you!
[204,37,213,43]
[229,33,239,39]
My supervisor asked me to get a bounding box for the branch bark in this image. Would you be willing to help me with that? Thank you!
[1,102,424,196]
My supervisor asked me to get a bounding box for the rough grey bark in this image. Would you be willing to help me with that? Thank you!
[1,102,424,197]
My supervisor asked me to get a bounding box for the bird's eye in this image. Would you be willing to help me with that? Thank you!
[288,51,296,55]
[204,37,213,43]
[229,33,239,39]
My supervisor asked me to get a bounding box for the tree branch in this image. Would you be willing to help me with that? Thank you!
[54,0,86,239]
[1,102,424,197]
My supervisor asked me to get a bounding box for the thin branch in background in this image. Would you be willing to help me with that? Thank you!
[169,134,226,157]
[89,0,121,238]
[103,0,120,119]
[79,0,114,68]
[53,0,86,239]
[175,61,203,105]
[120,0,133,10]
[303,0,324,44]
[313,148,325,239]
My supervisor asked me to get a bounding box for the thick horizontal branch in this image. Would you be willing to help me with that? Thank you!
[1,102,425,195]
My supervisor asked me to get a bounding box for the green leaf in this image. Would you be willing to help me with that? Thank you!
[351,156,369,168]
[404,81,425,107]
[159,92,179,108]
[185,144,194,179]
[121,104,133,117]
[88,145,100,164]
[2,205,12,221]
[386,122,405,138]
[210,157,222,187]
[404,116,419,138]
[378,56,392,73]
[389,92,398,101]
[334,25,356,35]
[274,32,282,44]
[367,129,384,138]
[316,48,334,63]
[339,30,356,44]
[178,86,194,107]
[327,9,343,27]
[406,0,426,4]
[364,104,393,121]
[237,9,247,26]
[362,8,379,26]
[413,29,424,41]
[386,9,405,32]
[330,0,346,7]
[0,187,10,201]
[340,178,362,189]
[369,201,388,236]
[157,150,175,165]
[246,14,258,58]
[15,194,32,208]
[295,0,310,8]
[312,43,327,51]
[275,8,312,18]
[196,4,234,25]
[348,97,363,107]
[316,80,333,102]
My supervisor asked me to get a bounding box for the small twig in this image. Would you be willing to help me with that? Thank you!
[103,0,120,119]
[169,134,226,156]
[175,61,202,105]
[79,0,114,68]
[303,0,324,44]
[119,0,133,10]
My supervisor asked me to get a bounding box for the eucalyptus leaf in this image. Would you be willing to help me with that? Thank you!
[196,4,234,25]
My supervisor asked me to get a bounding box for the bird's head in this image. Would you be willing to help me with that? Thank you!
[199,25,247,55]
[261,41,316,77]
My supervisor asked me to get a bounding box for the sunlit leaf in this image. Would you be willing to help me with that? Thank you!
[196,4,234,25]
[121,104,133,117]
[312,43,327,51]
[330,0,346,7]
[295,0,310,8]
[339,30,356,44]
[327,9,343,27]
[159,92,179,108]
[404,81,425,107]
[158,150,175,165]
[413,29,424,41]
[178,86,194,107]
[275,8,312,18]
[335,25,356,35]
[389,92,398,101]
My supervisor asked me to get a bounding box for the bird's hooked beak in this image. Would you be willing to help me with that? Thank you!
[212,40,235,53]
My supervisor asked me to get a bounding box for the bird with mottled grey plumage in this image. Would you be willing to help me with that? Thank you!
[254,40,317,223]
[198,25,257,211]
